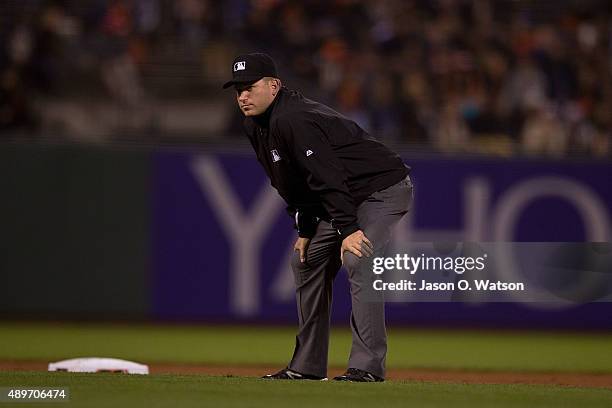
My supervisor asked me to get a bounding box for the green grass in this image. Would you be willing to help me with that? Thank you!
[1,371,611,408]
[1,323,611,373]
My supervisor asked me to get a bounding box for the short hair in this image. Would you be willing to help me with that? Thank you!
[263,77,282,87]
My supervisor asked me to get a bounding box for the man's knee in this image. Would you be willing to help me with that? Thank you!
[290,251,306,273]
[342,252,370,274]
[291,250,323,277]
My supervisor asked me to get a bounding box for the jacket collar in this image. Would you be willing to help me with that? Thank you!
[252,87,286,128]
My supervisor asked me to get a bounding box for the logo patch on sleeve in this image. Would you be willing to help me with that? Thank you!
[271,149,281,162]
[306,149,314,157]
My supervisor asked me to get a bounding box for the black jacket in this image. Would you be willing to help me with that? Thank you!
[243,87,409,240]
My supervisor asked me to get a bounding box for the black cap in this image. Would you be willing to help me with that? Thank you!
[222,53,278,89]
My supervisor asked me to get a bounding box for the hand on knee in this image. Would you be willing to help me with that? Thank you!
[340,230,373,264]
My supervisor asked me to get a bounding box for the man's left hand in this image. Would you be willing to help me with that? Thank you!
[341,230,374,264]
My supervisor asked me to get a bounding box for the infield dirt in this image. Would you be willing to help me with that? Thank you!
[1,360,610,388]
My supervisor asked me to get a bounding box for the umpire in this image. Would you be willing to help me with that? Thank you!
[223,53,413,382]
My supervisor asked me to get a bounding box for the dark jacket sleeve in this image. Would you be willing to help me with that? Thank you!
[285,205,319,239]
[274,114,360,240]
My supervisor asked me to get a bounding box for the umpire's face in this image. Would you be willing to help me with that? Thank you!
[235,77,280,117]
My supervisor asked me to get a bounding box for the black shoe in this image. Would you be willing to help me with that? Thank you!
[262,367,327,381]
[333,368,384,382]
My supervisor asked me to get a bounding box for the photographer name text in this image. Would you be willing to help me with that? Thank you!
[373,279,525,292]
[371,254,525,292]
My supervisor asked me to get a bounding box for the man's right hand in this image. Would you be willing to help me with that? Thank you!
[294,237,311,263]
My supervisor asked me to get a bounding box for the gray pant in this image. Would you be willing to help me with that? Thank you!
[288,176,413,378]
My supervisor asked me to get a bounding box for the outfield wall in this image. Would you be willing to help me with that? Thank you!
[2,144,611,328]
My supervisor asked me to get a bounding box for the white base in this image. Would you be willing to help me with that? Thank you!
[48,358,149,374]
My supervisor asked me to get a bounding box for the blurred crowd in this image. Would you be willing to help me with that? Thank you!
[1,0,611,158]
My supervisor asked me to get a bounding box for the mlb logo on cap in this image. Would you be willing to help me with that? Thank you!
[223,53,278,89]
